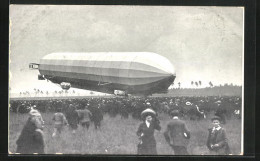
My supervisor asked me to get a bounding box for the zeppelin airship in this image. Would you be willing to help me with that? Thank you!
[29,52,176,96]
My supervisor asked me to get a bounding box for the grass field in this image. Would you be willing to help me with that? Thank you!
[9,112,242,155]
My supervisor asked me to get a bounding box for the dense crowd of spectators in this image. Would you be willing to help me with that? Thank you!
[10,96,242,122]
[11,96,241,154]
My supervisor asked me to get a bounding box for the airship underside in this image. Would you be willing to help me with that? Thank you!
[30,52,176,95]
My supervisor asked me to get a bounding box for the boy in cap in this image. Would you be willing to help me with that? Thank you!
[206,116,231,155]
[164,110,190,155]
[52,107,68,137]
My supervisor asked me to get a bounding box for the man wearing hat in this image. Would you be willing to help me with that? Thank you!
[136,108,161,155]
[164,110,190,155]
[206,116,231,155]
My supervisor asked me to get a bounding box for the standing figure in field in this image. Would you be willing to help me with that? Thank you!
[66,104,79,134]
[214,100,227,124]
[137,108,161,155]
[52,107,68,137]
[91,104,103,129]
[77,106,92,130]
[206,116,231,155]
[16,110,45,154]
[164,110,190,155]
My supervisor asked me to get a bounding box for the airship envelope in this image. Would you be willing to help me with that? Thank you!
[36,52,176,95]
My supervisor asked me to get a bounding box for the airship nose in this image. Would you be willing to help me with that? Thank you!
[168,73,176,82]
[166,67,176,84]
[157,59,176,77]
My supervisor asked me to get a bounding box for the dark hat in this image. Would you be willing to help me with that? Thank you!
[170,110,180,116]
[56,107,62,112]
[211,116,221,122]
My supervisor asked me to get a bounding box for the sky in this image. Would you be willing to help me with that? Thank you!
[9,5,244,94]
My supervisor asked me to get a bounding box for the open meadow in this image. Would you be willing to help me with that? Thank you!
[9,112,242,155]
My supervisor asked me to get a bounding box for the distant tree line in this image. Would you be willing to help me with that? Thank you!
[164,85,242,97]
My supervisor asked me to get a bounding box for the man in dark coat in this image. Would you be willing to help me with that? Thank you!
[90,104,103,129]
[164,110,190,155]
[206,116,231,155]
[66,104,79,134]
[136,109,161,155]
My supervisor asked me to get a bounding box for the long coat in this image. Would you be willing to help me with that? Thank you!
[136,119,161,155]
[206,127,231,155]
[91,108,103,122]
[164,119,190,147]
[66,109,79,129]
[16,118,45,154]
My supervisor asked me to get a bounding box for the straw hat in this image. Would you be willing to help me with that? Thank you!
[186,102,192,106]
[141,108,156,119]
[29,109,41,117]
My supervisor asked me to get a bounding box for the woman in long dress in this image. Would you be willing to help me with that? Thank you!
[16,110,45,154]
[136,108,161,155]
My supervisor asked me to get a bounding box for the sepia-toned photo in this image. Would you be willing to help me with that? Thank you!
[9,5,244,155]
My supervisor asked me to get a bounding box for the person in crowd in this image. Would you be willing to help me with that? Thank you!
[77,106,92,129]
[52,107,68,137]
[136,108,161,155]
[214,100,227,124]
[164,110,190,155]
[16,109,45,154]
[206,116,231,155]
[66,104,79,134]
[120,104,129,119]
[90,104,103,129]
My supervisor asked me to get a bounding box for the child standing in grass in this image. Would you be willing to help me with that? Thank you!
[206,116,231,155]
[52,107,68,137]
